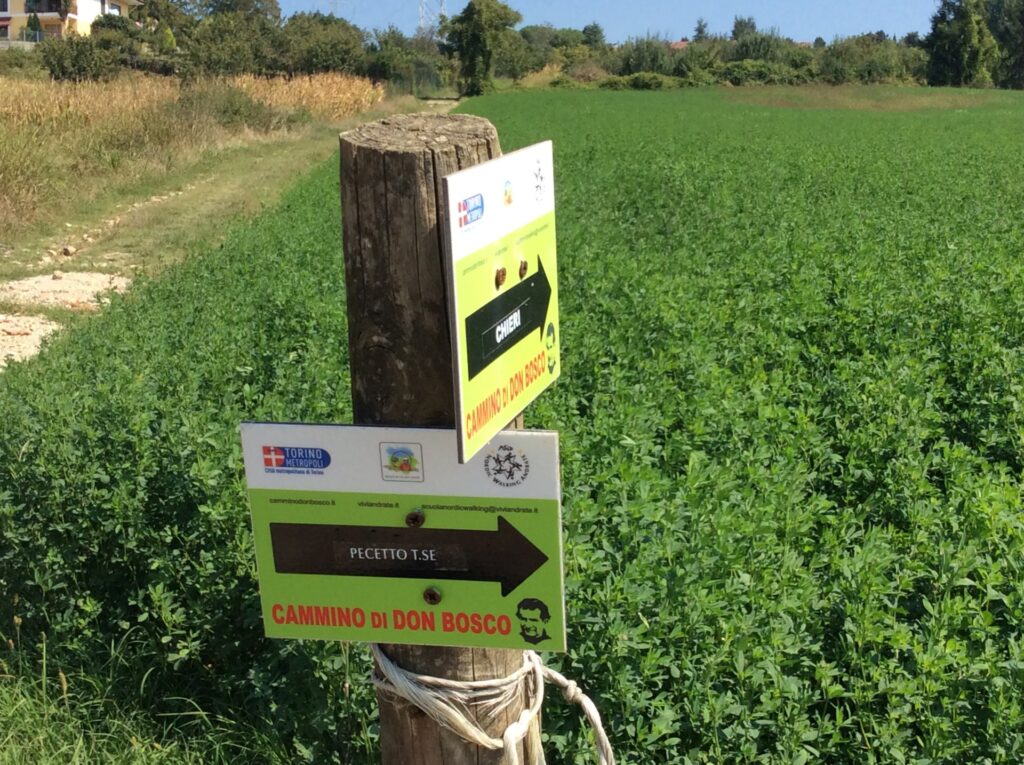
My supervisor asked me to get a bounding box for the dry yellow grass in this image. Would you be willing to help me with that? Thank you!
[230,73,385,122]
[0,73,179,130]
[0,72,384,238]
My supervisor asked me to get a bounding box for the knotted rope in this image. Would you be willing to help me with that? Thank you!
[371,644,615,765]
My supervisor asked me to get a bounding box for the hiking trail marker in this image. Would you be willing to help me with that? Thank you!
[241,422,566,651]
[444,141,559,463]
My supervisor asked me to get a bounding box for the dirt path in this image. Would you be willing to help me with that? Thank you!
[0,99,458,367]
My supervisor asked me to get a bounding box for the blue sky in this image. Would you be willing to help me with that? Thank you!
[280,0,939,44]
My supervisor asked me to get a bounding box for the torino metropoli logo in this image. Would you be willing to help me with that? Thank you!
[262,445,332,476]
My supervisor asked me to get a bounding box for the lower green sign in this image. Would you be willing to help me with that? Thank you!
[241,423,565,651]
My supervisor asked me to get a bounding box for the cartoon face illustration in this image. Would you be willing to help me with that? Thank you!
[545,322,557,374]
[386,448,417,473]
[516,598,551,645]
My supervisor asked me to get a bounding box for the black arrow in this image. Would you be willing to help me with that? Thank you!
[269,516,548,597]
[465,258,552,380]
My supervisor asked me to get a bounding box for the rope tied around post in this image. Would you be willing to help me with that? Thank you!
[371,644,615,765]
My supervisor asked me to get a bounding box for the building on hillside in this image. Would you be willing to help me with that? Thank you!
[669,39,690,51]
[0,0,140,42]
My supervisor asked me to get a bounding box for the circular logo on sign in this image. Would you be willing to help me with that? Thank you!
[484,444,530,487]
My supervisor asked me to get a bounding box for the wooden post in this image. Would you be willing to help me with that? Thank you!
[339,113,541,764]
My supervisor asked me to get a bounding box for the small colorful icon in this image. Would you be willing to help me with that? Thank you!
[386,447,418,473]
[503,180,513,206]
[458,194,485,227]
[380,442,425,482]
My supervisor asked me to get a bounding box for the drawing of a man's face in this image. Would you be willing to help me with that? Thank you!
[516,598,550,645]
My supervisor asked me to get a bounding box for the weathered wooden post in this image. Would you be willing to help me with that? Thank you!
[339,113,541,764]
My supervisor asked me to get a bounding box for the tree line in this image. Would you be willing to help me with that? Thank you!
[31,0,1024,92]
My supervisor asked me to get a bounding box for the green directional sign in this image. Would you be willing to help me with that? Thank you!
[444,141,560,463]
[241,423,566,651]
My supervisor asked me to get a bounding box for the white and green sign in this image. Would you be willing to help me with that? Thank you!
[444,141,560,463]
[240,423,566,651]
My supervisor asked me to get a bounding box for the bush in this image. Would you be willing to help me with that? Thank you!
[721,59,800,86]
[671,41,724,78]
[677,67,718,87]
[177,80,277,131]
[184,12,281,77]
[820,35,922,85]
[629,71,675,89]
[280,12,365,75]
[0,48,46,79]
[597,74,628,90]
[549,74,584,88]
[618,35,670,75]
[731,31,786,63]
[39,35,121,82]
[564,56,608,83]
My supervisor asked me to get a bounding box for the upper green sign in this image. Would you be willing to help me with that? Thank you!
[444,141,560,463]
[241,423,566,651]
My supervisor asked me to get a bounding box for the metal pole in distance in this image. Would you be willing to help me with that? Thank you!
[339,113,541,765]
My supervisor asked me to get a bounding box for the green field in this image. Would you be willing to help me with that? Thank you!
[4,86,1024,763]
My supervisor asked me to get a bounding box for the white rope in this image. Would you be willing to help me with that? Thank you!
[371,644,615,765]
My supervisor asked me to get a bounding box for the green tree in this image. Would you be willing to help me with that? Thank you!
[901,31,924,47]
[731,15,757,40]
[25,12,42,40]
[91,13,143,65]
[155,23,177,54]
[732,29,785,62]
[201,0,279,21]
[550,27,583,49]
[281,13,364,74]
[186,11,280,75]
[618,34,669,74]
[582,22,605,48]
[494,26,530,80]
[694,17,709,42]
[441,0,522,96]
[135,0,195,40]
[925,0,998,86]
[987,0,1024,88]
[519,23,556,68]
[39,35,120,80]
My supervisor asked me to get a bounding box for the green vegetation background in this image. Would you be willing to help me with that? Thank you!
[5,87,1024,762]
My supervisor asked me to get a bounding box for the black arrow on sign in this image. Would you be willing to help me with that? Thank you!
[270,516,547,597]
[465,258,551,380]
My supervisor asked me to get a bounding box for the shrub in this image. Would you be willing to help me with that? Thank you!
[177,80,276,130]
[0,48,46,79]
[820,35,923,85]
[721,59,800,85]
[618,35,670,75]
[629,71,674,89]
[597,74,628,90]
[549,73,583,88]
[564,56,608,83]
[671,41,723,78]
[280,12,365,75]
[731,30,786,63]
[39,35,120,82]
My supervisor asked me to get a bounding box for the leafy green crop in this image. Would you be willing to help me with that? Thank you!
[4,87,1024,763]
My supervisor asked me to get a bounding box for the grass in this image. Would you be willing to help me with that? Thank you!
[0,73,384,240]
[722,83,1006,110]
[5,84,1024,763]
[0,637,270,765]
